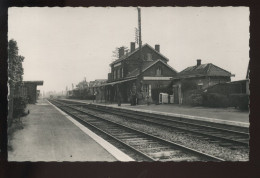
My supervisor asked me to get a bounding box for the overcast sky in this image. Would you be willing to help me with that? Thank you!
[8,7,249,92]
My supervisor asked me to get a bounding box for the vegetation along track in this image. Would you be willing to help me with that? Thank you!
[49,99,224,161]
[58,99,249,150]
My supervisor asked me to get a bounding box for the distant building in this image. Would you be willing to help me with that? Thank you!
[89,79,107,95]
[171,59,233,104]
[101,42,178,103]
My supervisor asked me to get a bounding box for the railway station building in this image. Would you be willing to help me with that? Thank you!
[100,42,178,104]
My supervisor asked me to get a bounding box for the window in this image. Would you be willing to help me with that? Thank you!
[144,84,149,93]
[144,84,151,96]
[156,67,162,76]
[117,69,120,79]
[147,53,152,61]
[114,70,116,80]
[121,68,124,78]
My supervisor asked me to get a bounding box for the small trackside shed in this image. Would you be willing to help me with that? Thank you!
[16,81,44,104]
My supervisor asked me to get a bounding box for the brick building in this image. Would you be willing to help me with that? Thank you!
[171,60,233,104]
[100,42,178,104]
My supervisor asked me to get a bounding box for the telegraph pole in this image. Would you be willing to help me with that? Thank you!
[137,7,143,104]
[137,7,142,73]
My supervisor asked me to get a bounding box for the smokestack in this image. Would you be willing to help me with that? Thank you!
[130,42,135,52]
[155,44,160,52]
[118,47,125,58]
[197,59,201,66]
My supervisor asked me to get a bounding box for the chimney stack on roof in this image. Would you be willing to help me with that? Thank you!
[130,42,135,52]
[155,44,160,52]
[197,59,201,66]
[118,47,125,58]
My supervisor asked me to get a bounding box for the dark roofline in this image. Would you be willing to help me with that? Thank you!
[178,63,231,77]
[124,59,178,79]
[23,81,44,85]
[100,77,137,86]
[209,63,232,75]
[110,43,169,66]
[227,79,249,84]
[141,59,177,74]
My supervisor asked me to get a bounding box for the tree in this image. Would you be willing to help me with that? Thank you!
[8,39,25,124]
[8,39,24,86]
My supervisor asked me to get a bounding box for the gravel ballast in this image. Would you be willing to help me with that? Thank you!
[79,106,249,161]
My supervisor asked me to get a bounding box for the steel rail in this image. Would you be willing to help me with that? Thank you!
[58,99,248,134]
[50,99,224,161]
[83,104,249,147]
[49,99,155,161]
[91,104,248,134]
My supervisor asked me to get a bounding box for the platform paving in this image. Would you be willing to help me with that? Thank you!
[8,99,126,162]
[64,99,249,126]
[123,104,249,123]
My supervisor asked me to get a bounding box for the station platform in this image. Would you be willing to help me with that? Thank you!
[64,99,249,128]
[8,99,133,162]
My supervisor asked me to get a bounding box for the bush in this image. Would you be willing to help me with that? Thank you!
[202,93,230,108]
[13,97,28,118]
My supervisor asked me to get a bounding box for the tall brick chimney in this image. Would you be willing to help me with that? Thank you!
[197,59,201,66]
[118,47,125,58]
[130,42,135,52]
[155,44,160,52]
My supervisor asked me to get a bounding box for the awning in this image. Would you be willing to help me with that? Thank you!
[100,77,136,86]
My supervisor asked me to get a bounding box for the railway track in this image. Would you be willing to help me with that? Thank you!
[58,99,249,150]
[49,99,224,161]
[86,104,249,148]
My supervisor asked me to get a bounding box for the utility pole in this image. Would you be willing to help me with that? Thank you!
[137,7,143,104]
[138,7,142,74]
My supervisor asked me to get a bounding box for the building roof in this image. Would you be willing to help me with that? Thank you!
[126,59,177,78]
[110,43,169,66]
[23,81,44,85]
[175,63,232,79]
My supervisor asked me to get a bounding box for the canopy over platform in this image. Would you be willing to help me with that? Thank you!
[101,77,136,87]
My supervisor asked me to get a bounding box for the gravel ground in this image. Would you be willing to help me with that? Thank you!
[80,107,249,161]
